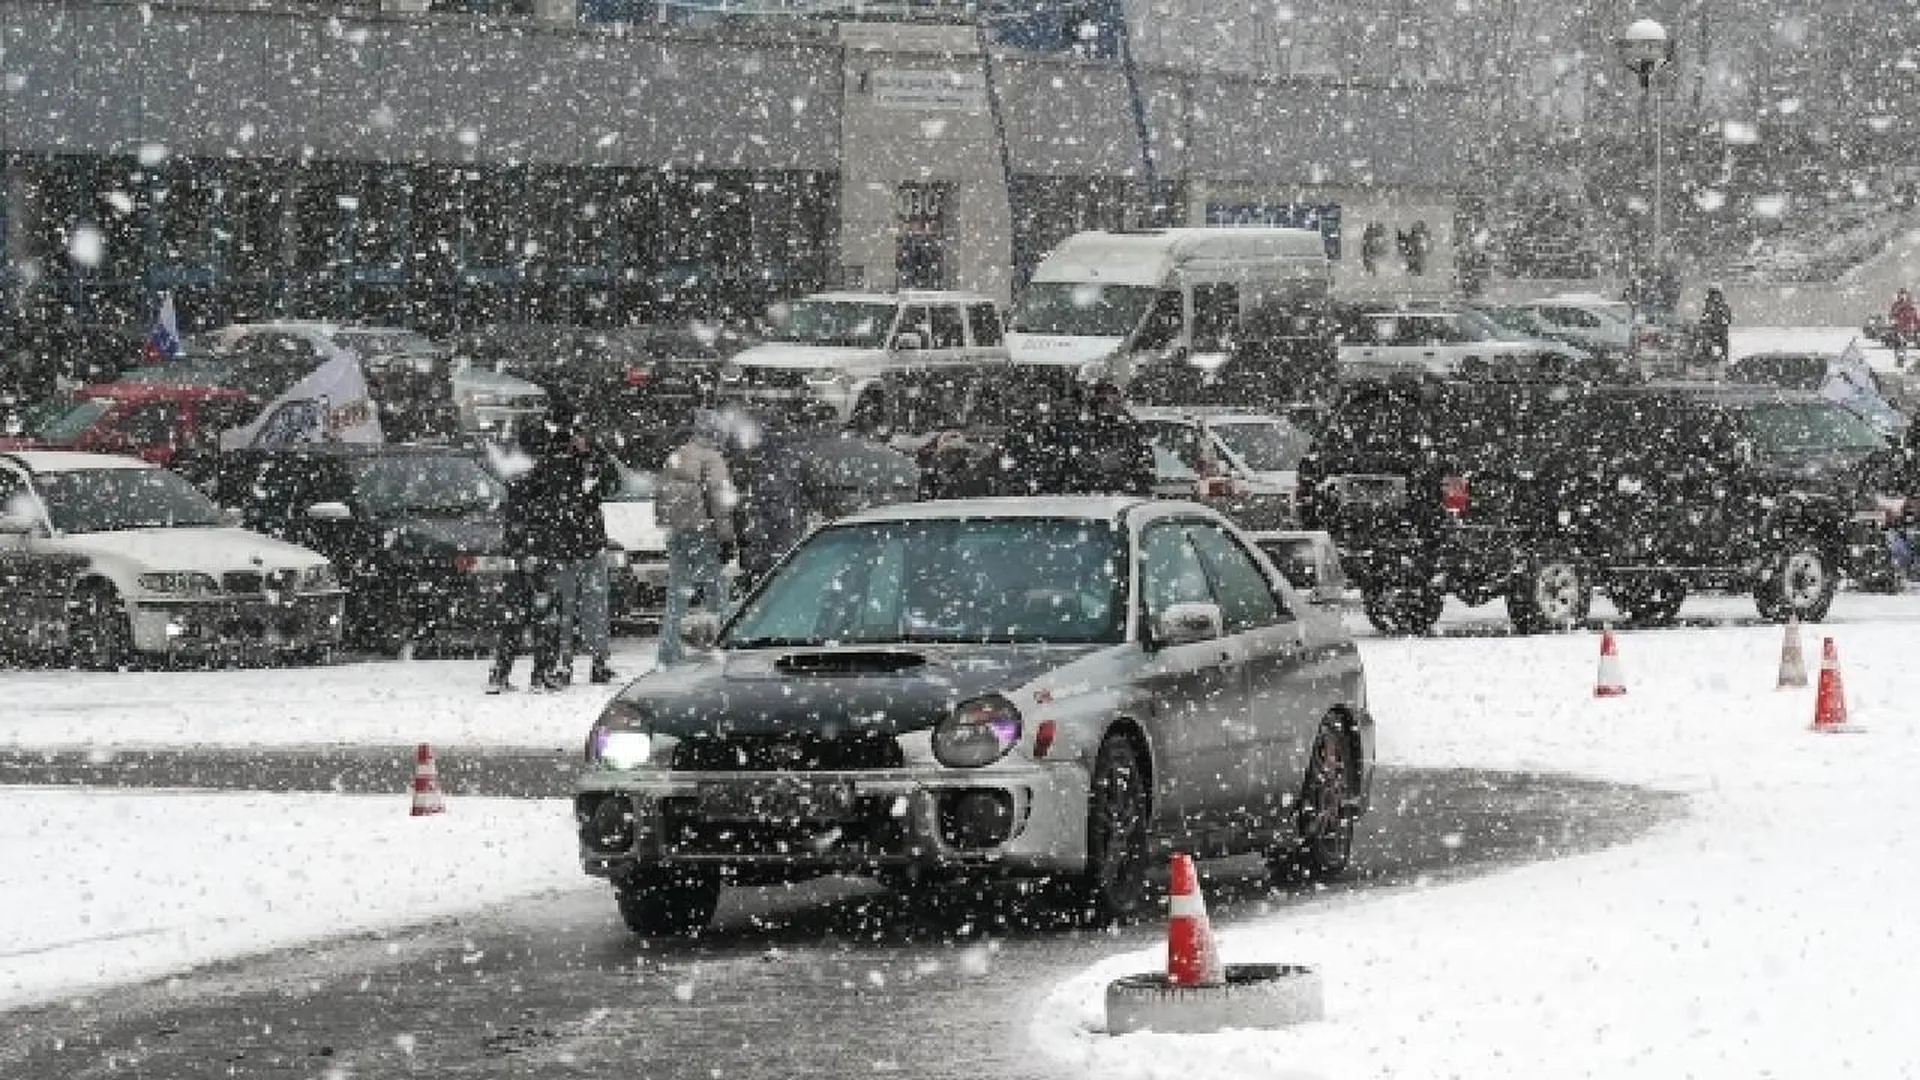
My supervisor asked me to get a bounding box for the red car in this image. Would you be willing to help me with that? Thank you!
[0,381,257,467]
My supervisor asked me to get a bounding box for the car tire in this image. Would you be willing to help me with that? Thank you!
[1272,718,1358,885]
[1756,541,1837,623]
[1061,732,1152,927]
[614,867,721,937]
[1361,583,1442,636]
[69,582,132,672]
[1506,556,1592,634]
[1609,578,1687,626]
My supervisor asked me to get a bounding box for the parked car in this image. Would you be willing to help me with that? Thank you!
[1133,405,1308,551]
[0,450,345,667]
[0,380,259,477]
[721,291,1009,426]
[1727,351,1910,438]
[1299,377,1902,635]
[572,496,1373,935]
[213,444,514,654]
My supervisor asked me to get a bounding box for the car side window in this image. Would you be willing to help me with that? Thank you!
[1188,523,1287,631]
[928,306,966,350]
[1139,522,1215,618]
[967,303,1003,347]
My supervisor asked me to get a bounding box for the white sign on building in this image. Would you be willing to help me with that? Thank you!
[869,68,986,112]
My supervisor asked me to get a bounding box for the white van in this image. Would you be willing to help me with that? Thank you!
[1006,227,1336,405]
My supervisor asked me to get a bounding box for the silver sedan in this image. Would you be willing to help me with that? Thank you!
[573,496,1373,936]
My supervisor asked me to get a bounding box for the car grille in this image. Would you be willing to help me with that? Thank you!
[658,798,906,857]
[670,732,905,772]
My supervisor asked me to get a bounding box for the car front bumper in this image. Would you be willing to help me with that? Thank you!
[128,591,347,654]
[574,759,1091,883]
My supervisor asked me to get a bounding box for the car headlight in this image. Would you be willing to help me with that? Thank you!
[301,563,341,591]
[932,695,1023,768]
[137,571,220,597]
[586,698,655,770]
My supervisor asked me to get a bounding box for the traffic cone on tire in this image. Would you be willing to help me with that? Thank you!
[1776,615,1809,690]
[1165,852,1224,988]
[410,743,446,815]
[1594,627,1627,697]
[1811,637,1862,733]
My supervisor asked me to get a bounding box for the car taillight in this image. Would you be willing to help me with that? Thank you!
[1440,475,1469,516]
[623,365,652,388]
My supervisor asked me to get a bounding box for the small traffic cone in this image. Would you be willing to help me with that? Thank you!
[1776,615,1809,690]
[1165,852,1224,988]
[410,743,446,815]
[1811,637,1863,733]
[1594,627,1627,697]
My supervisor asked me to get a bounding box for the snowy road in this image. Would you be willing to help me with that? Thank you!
[0,768,1666,1080]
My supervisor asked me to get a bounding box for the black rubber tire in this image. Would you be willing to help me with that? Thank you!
[1275,719,1358,885]
[1506,556,1592,634]
[1755,542,1837,623]
[614,868,722,937]
[1610,578,1687,626]
[69,582,133,672]
[1361,583,1442,636]
[1063,732,1152,927]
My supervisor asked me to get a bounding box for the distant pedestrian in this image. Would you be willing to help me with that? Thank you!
[655,412,737,666]
[542,401,623,686]
[1698,286,1733,367]
[730,409,826,592]
[487,425,563,694]
[1891,288,1920,367]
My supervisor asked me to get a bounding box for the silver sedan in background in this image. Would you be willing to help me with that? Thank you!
[574,496,1373,936]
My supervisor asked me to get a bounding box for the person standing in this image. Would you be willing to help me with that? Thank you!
[730,409,823,592]
[543,403,623,686]
[487,425,562,694]
[655,413,737,666]
[1890,288,1919,367]
[1698,285,1733,367]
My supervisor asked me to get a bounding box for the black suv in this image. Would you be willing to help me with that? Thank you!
[1299,376,1903,634]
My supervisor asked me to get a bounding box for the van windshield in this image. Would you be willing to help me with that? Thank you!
[1010,282,1155,338]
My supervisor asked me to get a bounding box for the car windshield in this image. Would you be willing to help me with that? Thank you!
[1009,281,1156,337]
[347,455,505,515]
[37,467,225,533]
[1213,419,1313,473]
[763,301,898,348]
[33,399,112,442]
[723,517,1127,647]
[1741,401,1886,455]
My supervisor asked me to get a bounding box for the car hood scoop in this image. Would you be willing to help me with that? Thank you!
[773,650,927,676]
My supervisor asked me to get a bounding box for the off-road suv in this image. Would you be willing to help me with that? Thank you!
[1298,376,1903,635]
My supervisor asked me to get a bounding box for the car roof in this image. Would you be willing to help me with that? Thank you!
[3,450,155,473]
[838,495,1155,525]
[224,441,482,459]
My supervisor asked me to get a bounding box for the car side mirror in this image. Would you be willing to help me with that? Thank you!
[1152,601,1224,647]
[682,611,723,651]
[306,500,353,521]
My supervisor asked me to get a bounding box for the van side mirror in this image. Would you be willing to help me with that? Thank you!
[1151,601,1223,647]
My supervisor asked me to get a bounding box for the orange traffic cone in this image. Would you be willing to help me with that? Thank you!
[1165,852,1223,988]
[1594,627,1626,697]
[411,743,446,815]
[1811,637,1863,733]
[1776,615,1809,690]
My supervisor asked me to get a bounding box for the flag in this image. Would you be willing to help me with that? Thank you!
[141,294,182,364]
[219,346,385,450]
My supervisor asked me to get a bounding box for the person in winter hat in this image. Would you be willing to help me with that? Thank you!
[539,399,624,686]
[1697,286,1733,367]
[1890,288,1919,367]
[487,422,564,694]
[655,411,737,666]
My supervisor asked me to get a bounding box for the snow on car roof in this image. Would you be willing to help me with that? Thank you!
[840,495,1151,525]
[4,450,155,473]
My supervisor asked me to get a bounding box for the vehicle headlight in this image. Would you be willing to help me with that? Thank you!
[932,695,1023,768]
[586,699,655,770]
[137,571,220,597]
[301,564,341,591]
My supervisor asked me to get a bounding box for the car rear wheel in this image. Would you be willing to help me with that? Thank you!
[1507,556,1591,634]
[1756,542,1837,623]
[69,582,132,671]
[614,867,721,937]
[1361,583,1442,636]
[1274,719,1358,884]
[1061,732,1151,926]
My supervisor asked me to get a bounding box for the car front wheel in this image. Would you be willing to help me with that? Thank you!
[1061,732,1151,926]
[614,867,721,937]
[1276,719,1358,884]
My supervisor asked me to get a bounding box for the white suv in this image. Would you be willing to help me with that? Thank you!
[721,291,1009,426]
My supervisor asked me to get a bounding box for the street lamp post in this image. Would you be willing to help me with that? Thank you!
[1617,18,1674,307]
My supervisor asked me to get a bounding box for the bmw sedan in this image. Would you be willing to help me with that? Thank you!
[574,496,1373,936]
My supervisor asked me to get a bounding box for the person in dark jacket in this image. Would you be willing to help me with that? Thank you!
[487,425,564,694]
[730,410,823,591]
[1699,286,1733,366]
[538,400,623,686]
[1003,379,1153,497]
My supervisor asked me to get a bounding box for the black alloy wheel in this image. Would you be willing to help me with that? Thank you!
[1066,732,1152,927]
[1287,720,1358,883]
[1507,556,1592,634]
[615,867,722,937]
[1756,541,1837,623]
[69,583,132,672]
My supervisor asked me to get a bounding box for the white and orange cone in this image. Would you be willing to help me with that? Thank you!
[410,743,446,816]
[1811,637,1863,734]
[1776,614,1809,690]
[1165,852,1224,988]
[1594,627,1627,697]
